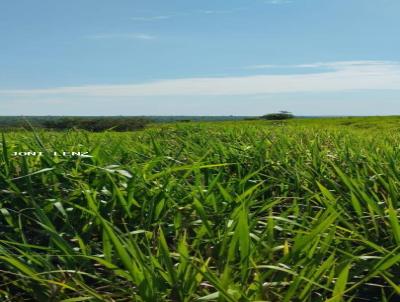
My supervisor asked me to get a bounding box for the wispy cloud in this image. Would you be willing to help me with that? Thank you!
[2,61,400,97]
[245,61,399,70]
[196,9,241,15]
[131,15,172,21]
[129,8,244,22]
[264,0,293,4]
[87,33,155,40]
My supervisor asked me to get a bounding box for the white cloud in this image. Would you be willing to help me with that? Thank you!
[129,8,244,22]
[131,15,172,21]
[2,61,400,97]
[87,33,155,40]
[246,61,398,69]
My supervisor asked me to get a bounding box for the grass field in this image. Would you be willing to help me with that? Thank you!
[0,117,399,301]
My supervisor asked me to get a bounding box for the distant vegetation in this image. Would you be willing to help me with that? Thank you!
[41,117,151,132]
[0,116,258,131]
[261,111,295,120]
[0,116,151,131]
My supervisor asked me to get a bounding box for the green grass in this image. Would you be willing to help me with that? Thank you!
[0,117,399,301]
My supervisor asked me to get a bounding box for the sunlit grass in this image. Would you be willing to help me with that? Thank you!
[0,119,399,301]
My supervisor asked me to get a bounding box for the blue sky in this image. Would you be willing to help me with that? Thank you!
[1,0,400,115]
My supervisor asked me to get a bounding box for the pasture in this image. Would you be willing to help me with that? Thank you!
[0,117,399,301]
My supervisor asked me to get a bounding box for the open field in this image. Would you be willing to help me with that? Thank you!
[0,117,400,301]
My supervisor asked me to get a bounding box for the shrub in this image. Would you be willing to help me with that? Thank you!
[261,111,294,120]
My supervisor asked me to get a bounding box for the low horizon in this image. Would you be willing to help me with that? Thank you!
[1,114,400,118]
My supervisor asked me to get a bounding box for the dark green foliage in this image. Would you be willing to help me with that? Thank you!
[0,116,151,132]
[41,117,151,132]
[261,111,295,120]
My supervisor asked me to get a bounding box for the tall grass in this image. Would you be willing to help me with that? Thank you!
[0,120,399,301]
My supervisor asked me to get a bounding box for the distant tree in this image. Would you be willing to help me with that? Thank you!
[260,111,294,120]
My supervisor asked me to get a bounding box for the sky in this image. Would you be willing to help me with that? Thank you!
[1,0,400,116]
